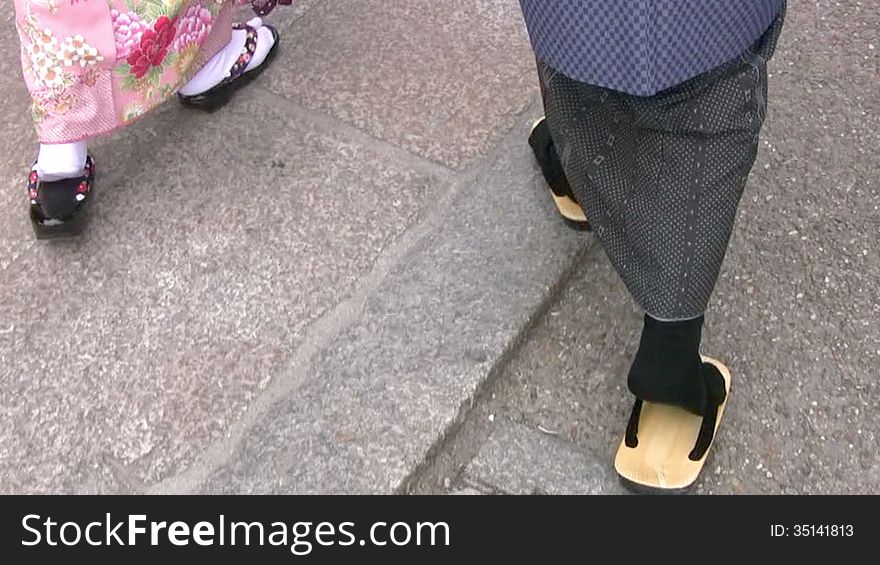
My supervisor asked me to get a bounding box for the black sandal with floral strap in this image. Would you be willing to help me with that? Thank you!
[28,155,96,239]
[178,23,280,112]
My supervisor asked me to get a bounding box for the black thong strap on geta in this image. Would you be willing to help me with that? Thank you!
[625,363,727,462]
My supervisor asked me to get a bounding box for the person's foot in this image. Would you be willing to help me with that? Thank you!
[178,18,280,111]
[36,141,88,182]
[528,117,590,230]
[615,315,730,493]
[28,155,96,239]
[627,315,708,416]
[616,357,732,494]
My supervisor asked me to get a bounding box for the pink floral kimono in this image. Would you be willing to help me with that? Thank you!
[14,0,241,143]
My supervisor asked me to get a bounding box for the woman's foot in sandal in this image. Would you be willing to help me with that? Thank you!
[528,117,590,231]
[178,17,280,112]
[28,147,96,240]
[614,315,731,494]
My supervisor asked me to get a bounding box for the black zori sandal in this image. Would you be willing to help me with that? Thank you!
[28,156,95,240]
[178,23,280,112]
[528,117,590,231]
[615,357,732,494]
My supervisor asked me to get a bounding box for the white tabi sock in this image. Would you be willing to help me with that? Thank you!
[179,18,276,96]
[36,141,88,182]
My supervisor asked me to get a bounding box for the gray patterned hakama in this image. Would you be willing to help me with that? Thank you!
[539,10,785,320]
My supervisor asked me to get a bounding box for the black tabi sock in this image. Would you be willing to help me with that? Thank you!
[627,314,708,416]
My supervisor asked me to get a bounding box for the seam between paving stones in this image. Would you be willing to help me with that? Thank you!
[246,87,457,180]
[263,0,532,175]
[408,243,622,495]
[459,475,504,496]
[399,238,595,494]
[147,95,550,494]
[275,0,326,34]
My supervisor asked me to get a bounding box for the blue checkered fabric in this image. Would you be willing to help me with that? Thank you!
[520,0,785,96]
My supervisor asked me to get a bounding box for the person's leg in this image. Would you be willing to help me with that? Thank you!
[33,14,279,181]
[625,11,785,418]
[32,23,280,177]
[528,64,589,228]
[627,314,709,415]
[537,8,784,489]
[540,11,783,408]
[20,2,282,237]
[178,17,277,96]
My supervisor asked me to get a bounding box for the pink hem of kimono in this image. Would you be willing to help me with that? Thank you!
[25,1,237,144]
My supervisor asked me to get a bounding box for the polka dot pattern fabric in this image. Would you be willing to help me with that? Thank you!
[520,0,785,96]
[539,10,785,320]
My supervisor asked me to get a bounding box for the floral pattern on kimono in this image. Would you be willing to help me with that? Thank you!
[13,0,237,142]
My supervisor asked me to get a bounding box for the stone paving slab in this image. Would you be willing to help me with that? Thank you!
[463,418,612,495]
[265,0,538,170]
[0,91,441,493]
[195,116,588,494]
